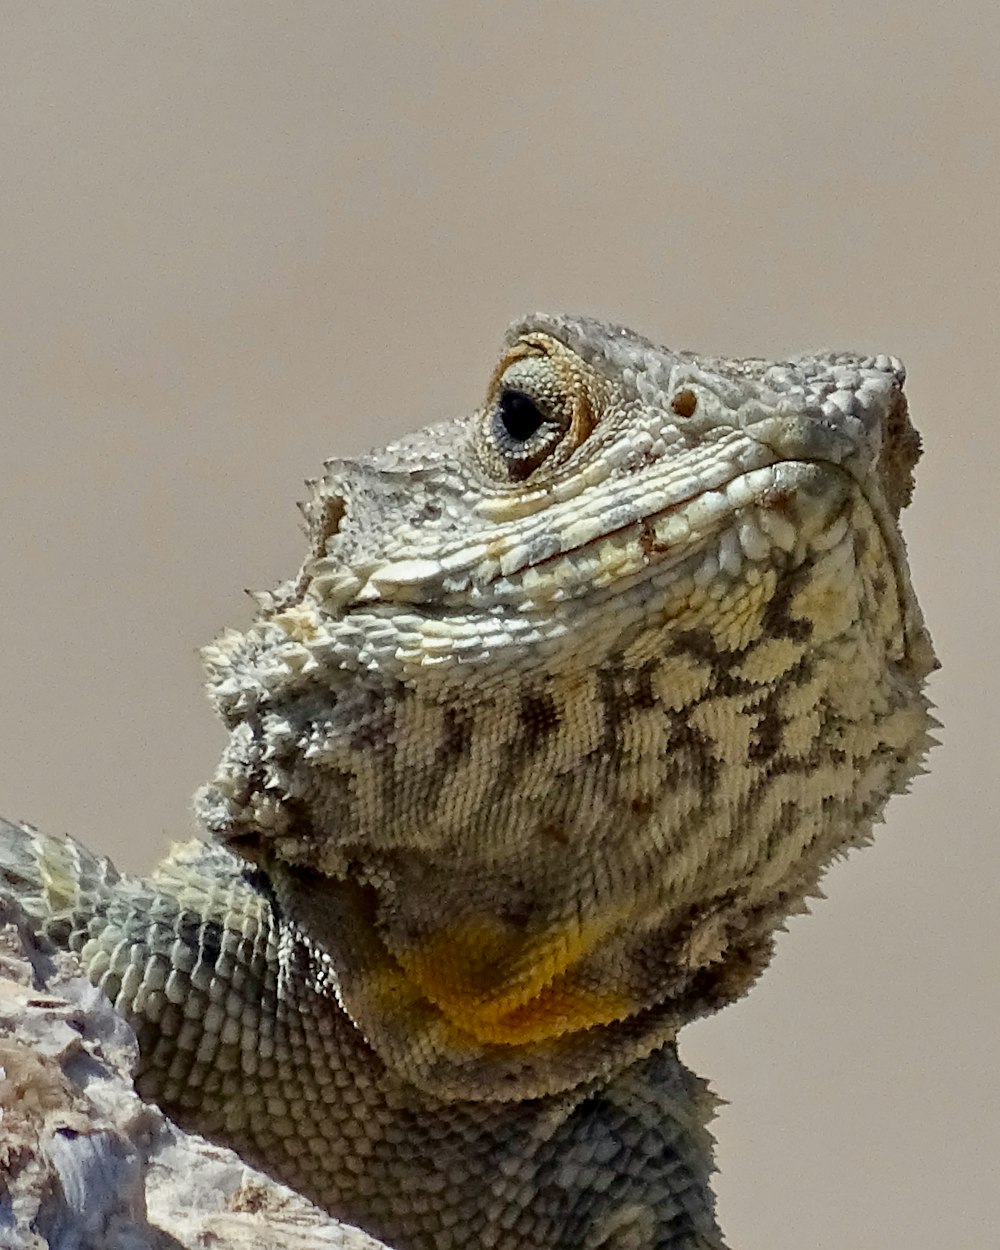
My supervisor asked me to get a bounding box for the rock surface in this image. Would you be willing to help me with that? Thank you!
[0,898,390,1250]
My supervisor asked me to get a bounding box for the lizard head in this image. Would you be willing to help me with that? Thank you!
[196,314,937,1099]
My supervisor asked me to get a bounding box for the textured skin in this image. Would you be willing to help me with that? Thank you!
[1,314,937,1249]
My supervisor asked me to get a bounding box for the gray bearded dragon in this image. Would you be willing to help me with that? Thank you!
[0,314,937,1248]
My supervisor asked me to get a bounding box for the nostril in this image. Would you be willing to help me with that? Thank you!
[670,389,698,418]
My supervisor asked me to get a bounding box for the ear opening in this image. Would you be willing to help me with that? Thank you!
[306,489,347,555]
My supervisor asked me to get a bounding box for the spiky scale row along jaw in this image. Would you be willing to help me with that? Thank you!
[196,314,936,1102]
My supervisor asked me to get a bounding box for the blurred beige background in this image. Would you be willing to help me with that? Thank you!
[1,4,996,1247]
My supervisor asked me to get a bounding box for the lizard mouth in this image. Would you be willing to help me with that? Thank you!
[329,459,904,678]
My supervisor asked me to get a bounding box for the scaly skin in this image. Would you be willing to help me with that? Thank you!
[1,314,937,1249]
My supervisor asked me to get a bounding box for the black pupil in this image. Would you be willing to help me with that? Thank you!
[498,389,545,442]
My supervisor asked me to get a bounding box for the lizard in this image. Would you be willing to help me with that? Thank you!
[0,313,938,1249]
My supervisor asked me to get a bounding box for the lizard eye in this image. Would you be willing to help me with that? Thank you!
[477,333,602,484]
[484,356,575,481]
[491,385,566,473]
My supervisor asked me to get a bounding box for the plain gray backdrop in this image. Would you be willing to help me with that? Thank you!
[1,5,996,1247]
